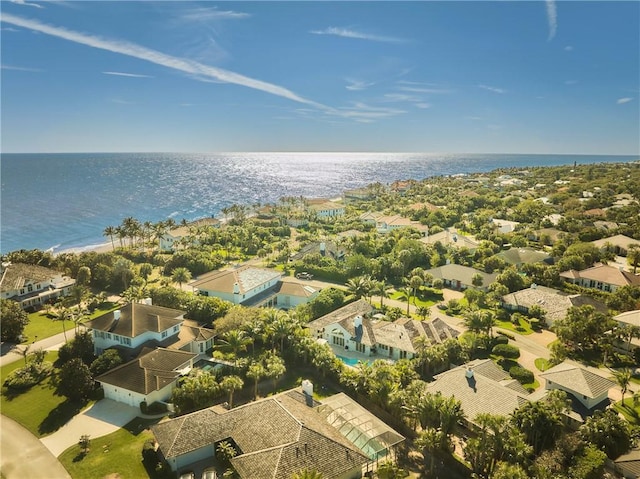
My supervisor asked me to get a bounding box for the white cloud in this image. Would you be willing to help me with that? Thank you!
[11,0,44,9]
[310,27,405,43]
[617,97,633,104]
[415,103,431,109]
[179,7,249,21]
[384,93,421,103]
[564,45,573,51]
[334,102,406,122]
[1,13,327,111]
[398,86,452,94]
[103,71,153,78]
[546,0,557,41]
[1,64,42,72]
[478,84,506,94]
[345,78,375,91]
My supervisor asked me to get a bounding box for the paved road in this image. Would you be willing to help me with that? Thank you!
[0,330,76,367]
[0,416,71,479]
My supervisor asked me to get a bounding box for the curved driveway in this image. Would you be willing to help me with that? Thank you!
[0,415,71,479]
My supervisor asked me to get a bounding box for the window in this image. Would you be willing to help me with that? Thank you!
[173,326,179,332]
[162,331,168,338]
[400,350,408,359]
[378,344,389,351]
[27,285,33,292]
[107,333,111,339]
[124,338,131,346]
[332,336,345,347]
[356,343,365,353]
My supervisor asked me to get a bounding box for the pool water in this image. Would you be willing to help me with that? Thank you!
[336,355,373,367]
[193,359,224,373]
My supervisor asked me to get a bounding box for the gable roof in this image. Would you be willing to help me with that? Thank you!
[559,263,640,287]
[425,359,530,424]
[275,279,318,298]
[96,348,196,395]
[192,266,282,295]
[151,389,392,479]
[86,303,185,338]
[540,362,615,399]
[307,299,374,332]
[614,310,640,328]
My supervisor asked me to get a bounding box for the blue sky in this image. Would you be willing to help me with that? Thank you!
[1,1,638,154]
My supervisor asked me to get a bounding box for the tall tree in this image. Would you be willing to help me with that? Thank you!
[103,225,117,250]
[613,368,632,404]
[220,375,244,409]
[171,267,192,289]
[0,299,29,342]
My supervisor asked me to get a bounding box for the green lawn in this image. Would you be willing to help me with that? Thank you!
[1,351,92,437]
[59,417,157,479]
[22,303,120,343]
[534,358,552,372]
[613,398,640,426]
[495,317,535,336]
[389,291,438,309]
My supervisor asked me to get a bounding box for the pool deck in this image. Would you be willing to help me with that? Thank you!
[330,345,394,366]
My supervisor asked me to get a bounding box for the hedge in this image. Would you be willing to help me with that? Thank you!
[509,366,534,384]
[492,343,520,359]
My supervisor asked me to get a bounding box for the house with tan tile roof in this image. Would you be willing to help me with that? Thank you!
[591,234,640,257]
[96,347,197,407]
[0,262,75,310]
[309,201,345,220]
[424,264,497,292]
[151,387,404,478]
[502,285,608,326]
[539,361,615,410]
[559,263,640,292]
[160,217,220,251]
[496,247,553,267]
[307,300,459,361]
[613,310,640,352]
[375,215,428,236]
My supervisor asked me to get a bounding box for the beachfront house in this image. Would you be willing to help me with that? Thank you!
[159,218,220,252]
[96,347,196,407]
[0,262,76,311]
[309,201,346,220]
[424,264,497,292]
[307,299,459,361]
[559,263,640,292]
[151,385,404,478]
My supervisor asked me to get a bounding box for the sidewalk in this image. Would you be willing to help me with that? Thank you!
[0,330,76,367]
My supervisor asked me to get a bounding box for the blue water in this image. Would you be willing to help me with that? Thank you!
[336,355,373,367]
[1,152,637,253]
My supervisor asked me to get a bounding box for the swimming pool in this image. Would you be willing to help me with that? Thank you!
[336,355,373,367]
[193,359,224,373]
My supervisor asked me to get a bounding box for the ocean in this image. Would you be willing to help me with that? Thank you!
[1,152,637,254]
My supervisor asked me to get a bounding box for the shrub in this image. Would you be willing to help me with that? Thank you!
[494,335,509,345]
[492,343,520,359]
[510,366,534,384]
[3,362,53,390]
[497,330,515,340]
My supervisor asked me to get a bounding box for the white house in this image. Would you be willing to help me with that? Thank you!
[192,266,282,306]
[424,264,498,292]
[309,201,346,220]
[375,215,428,236]
[85,302,186,355]
[159,218,220,251]
[539,361,615,410]
[96,347,196,407]
[0,262,76,310]
[307,299,459,361]
[491,218,521,234]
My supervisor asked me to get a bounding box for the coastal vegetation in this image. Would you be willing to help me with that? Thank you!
[2,161,640,478]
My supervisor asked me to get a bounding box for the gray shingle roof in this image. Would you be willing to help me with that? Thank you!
[424,264,497,287]
[425,360,530,424]
[540,362,615,399]
[151,389,396,479]
[307,299,374,332]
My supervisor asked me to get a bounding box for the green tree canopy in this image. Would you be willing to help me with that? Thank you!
[0,299,29,342]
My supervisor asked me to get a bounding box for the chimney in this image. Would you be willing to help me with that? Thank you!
[465,368,474,379]
[144,297,152,305]
[354,315,363,328]
[302,379,313,398]
[233,282,241,294]
[113,310,121,320]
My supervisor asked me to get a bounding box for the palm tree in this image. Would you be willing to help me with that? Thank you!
[247,361,266,400]
[613,368,632,404]
[121,285,149,304]
[217,330,252,364]
[53,306,74,342]
[171,267,192,288]
[397,286,413,316]
[103,225,116,250]
[627,244,640,274]
[471,273,484,288]
[416,427,442,476]
[373,279,390,309]
[345,276,371,301]
[416,306,431,320]
[220,375,244,409]
[264,352,286,391]
[409,274,423,304]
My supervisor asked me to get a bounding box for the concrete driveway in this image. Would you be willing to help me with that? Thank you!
[40,399,139,457]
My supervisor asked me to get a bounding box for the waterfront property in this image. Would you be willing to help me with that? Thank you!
[0,262,76,310]
[307,299,459,361]
[95,347,196,407]
[151,385,404,478]
[159,217,221,252]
